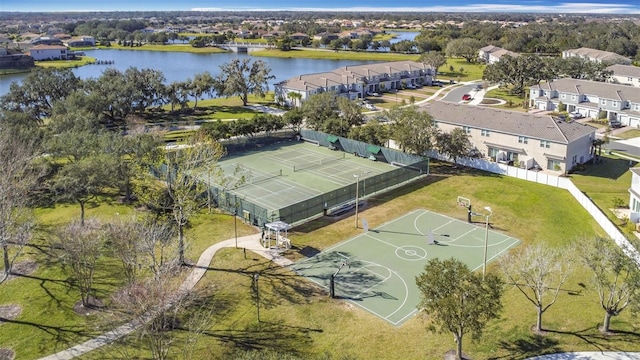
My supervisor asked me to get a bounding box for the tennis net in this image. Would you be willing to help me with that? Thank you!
[293,153,346,172]
[236,169,283,188]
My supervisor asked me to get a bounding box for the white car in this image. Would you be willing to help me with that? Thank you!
[569,111,584,119]
[364,103,377,111]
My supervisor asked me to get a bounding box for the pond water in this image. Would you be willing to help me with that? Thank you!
[0,31,420,97]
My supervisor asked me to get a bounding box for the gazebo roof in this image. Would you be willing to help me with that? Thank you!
[265,221,291,231]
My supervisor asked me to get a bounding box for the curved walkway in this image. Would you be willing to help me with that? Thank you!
[39,232,289,360]
[527,352,640,360]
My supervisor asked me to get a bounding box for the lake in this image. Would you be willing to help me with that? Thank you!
[0,32,419,97]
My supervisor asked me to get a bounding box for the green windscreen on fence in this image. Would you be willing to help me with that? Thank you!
[197,131,428,227]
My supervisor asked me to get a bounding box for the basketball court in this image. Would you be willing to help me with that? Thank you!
[291,208,521,326]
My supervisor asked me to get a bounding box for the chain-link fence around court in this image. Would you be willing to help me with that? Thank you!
[207,130,429,227]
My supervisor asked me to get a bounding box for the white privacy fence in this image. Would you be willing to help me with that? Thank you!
[428,151,640,266]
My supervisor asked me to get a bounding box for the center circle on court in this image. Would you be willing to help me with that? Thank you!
[395,245,428,261]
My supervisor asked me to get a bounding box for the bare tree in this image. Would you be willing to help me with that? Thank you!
[577,237,640,333]
[57,218,105,308]
[107,275,213,360]
[134,132,225,265]
[0,129,41,283]
[500,243,573,333]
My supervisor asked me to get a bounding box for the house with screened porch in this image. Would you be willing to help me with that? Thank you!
[420,102,596,173]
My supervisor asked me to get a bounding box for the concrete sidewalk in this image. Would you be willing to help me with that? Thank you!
[528,352,640,360]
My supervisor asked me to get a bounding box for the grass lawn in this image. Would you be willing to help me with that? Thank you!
[569,154,637,231]
[252,48,419,62]
[3,160,639,359]
[616,129,640,140]
[437,58,485,82]
[96,44,227,54]
[35,56,96,69]
[76,162,640,360]
[484,87,528,112]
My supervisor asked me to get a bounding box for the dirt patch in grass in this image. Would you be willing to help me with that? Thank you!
[0,304,22,323]
[73,297,105,316]
[6,260,38,281]
[0,348,15,360]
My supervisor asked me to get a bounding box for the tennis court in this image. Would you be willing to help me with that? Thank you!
[291,209,521,326]
[201,139,427,226]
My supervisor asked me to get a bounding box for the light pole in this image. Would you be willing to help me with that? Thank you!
[482,206,492,280]
[253,273,260,322]
[353,174,360,229]
[234,210,238,249]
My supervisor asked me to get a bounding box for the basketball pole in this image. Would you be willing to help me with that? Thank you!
[482,207,492,281]
[353,174,360,228]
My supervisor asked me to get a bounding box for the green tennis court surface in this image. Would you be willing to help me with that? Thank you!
[291,209,521,326]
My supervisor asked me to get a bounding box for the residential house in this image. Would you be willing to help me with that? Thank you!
[274,60,435,108]
[530,78,640,127]
[606,64,640,87]
[478,45,519,64]
[29,36,63,46]
[0,48,34,69]
[289,33,310,42]
[421,102,596,172]
[562,47,631,65]
[28,44,68,60]
[312,32,339,42]
[629,168,640,223]
[65,36,96,47]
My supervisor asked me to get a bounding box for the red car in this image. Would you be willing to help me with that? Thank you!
[462,94,472,101]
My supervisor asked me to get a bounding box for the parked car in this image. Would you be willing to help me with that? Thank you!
[364,103,377,111]
[610,120,623,128]
[569,111,584,119]
[369,92,381,97]
[462,94,472,101]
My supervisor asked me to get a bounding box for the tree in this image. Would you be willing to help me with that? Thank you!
[136,133,225,265]
[483,54,545,96]
[189,72,215,109]
[500,243,573,333]
[445,38,483,63]
[300,92,339,131]
[416,258,503,360]
[0,67,81,124]
[388,105,438,156]
[57,218,104,308]
[47,130,118,226]
[437,128,473,165]
[348,118,389,146]
[283,108,304,134]
[577,237,640,333]
[213,58,274,106]
[0,129,41,283]
[418,52,447,73]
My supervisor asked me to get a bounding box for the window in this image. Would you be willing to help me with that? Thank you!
[613,101,618,107]
[463,126,471,134]
[629,77,633,82]
[540,140,551,148]
[488,147,499,160]
[600,99,606,106]
[518,136,528,144]
[571,95,576,101]
[481,129,490,137]
[572,155,577,164]
[561,94,566,99]
[547,159,561,171]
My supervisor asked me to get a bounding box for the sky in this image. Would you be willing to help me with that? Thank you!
[1,0,639,14]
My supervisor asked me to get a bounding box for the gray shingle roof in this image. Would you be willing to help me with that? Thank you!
[276,60,432,92]
[564,47,630,63]
[531,78,640,103]
[606,64,640,78]
[420,102,595,144]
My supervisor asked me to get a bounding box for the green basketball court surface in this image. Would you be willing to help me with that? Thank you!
[291,209,521,326]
